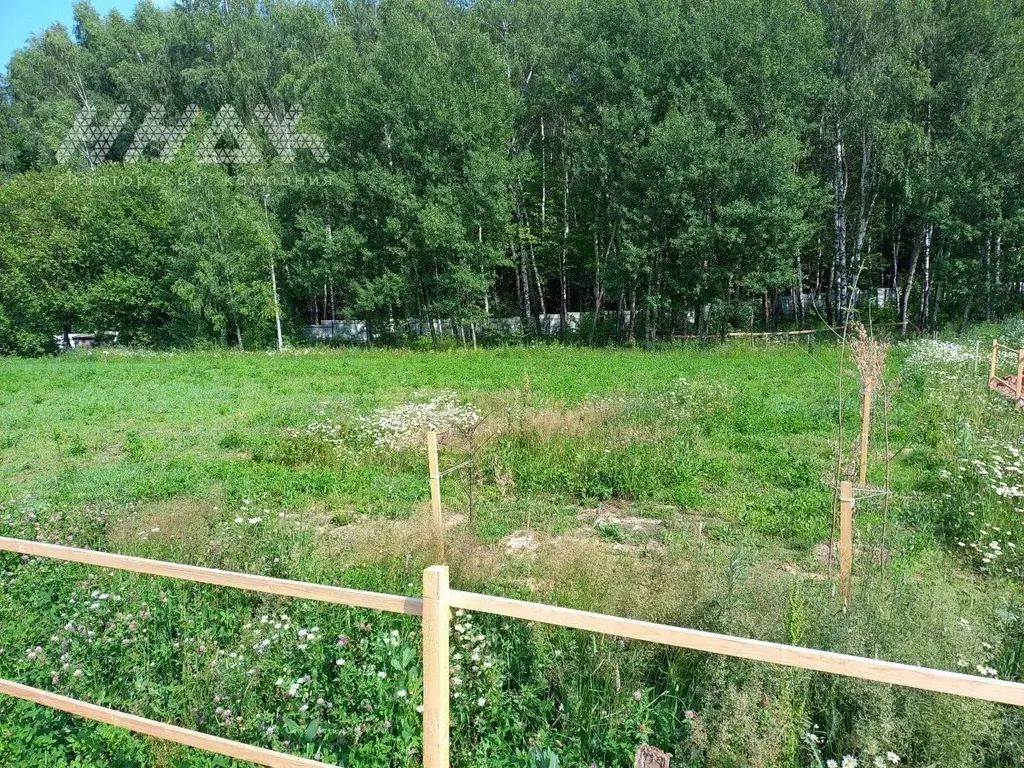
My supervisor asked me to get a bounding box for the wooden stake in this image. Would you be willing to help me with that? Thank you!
[990,340,999,384]
[422,565,450,768]
[1016,350,1024,402]
[839,481,854,606]
[427,431,444,562]
[859,384,872,488]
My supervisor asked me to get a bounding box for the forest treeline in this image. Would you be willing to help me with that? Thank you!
[1,0,1023,354]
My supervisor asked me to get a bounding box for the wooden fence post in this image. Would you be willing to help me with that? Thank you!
[990,340,999,384]
[427,431,444,562]
[422,565,450,768]
[1016,350,1024,402]
[858,384,872,488]
[839,481,854,606]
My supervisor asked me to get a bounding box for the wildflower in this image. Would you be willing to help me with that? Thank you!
[234,517,243,524]
[684,710,696,719]
[416,704,424,713]
[377,670,387,679]
[632,690,642,701]
[397,689,408,698]
[886,753,900,765]
[335,658,346,666]
[842,757,858,768]
[827,761,838,768]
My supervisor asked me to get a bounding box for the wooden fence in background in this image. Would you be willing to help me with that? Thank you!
[989,339,1024,405]
[1,537,1023,768]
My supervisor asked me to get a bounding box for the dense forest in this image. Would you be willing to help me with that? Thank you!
[1,0,1023,354]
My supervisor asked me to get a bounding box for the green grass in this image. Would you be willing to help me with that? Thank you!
[0,342,1021,767]
[0,345,849,534]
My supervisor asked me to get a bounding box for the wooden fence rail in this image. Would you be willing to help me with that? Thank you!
[1,539,1023,768]
[0,678,334,768]
[0,537,422,616]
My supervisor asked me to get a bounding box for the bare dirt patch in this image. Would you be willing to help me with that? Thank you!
[503,530,541,553]
[108,495,221,556]
[577,499,667,536]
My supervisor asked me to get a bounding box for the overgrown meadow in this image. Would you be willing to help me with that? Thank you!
[1,333,1024,767]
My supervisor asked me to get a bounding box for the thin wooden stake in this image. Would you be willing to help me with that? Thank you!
[839,481,854,607]
[427,431,444,562]
[422,565,450,768]
[859,384,872,488]
[1016,350,1024,402]
[990,340,999,384]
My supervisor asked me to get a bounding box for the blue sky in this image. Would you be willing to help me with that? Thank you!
[1,0,152,71]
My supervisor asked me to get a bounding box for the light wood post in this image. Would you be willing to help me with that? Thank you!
[1016,350,1024,401]
[990,340,999,384]
[858,384,872,488]
[839,481,854,606]
[422,565,450,768]
[427,431,444,562]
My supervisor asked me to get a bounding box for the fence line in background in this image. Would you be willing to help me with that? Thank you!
[1,541,1024,768]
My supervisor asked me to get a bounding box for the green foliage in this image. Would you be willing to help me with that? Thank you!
[3,0,1024,351]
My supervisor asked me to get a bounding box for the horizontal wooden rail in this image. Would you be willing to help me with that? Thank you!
[0,538,422,616]
[448,590,1024,706]
[0,678,334,768]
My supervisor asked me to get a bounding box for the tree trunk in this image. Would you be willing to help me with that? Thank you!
[698,303,711,345]
[846,133,874,316]
[271,257,284,352]
[984,234,992,321]
[794,247,805,328]
[559,161,569,342]
[899,229,924,339]
[918,224,932,327]
[627,283,637,344]
[591,230,603,344]
[833,120,848,324]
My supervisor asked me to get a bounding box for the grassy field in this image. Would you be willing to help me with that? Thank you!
[1,339,1023,767]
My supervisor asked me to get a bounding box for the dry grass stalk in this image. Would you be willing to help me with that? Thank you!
[850,322,888,393]
[850,323,889,487]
